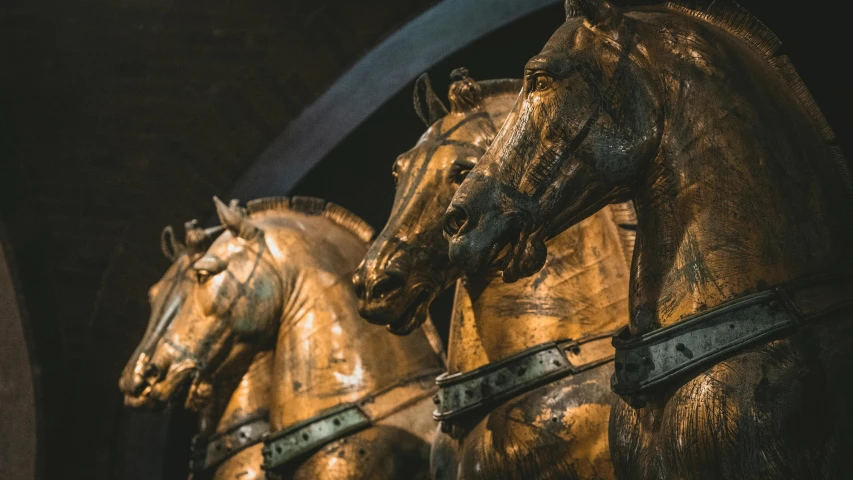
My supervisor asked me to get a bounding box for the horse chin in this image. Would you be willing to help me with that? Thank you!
[448,220,519,275]
[386,286,436,336]
[501,226,548,283]
[143,363,199,411]
[184,377,214,411]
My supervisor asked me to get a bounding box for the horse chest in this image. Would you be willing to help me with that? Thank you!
[610,324,853,480]
[432,365,616,480]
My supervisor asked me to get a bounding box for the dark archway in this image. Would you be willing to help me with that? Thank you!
[228,0,560,200]
[0,227,40,480]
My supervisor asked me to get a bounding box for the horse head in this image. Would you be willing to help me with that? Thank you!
[122,198,282,410]
[353,69,520,334]
[445,0,662,283]
[119,219,222,409]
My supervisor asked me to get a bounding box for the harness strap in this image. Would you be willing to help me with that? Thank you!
[190,413,270,477]
[612,271,853,395]
[433,330,619,423]
[261,368,442,473]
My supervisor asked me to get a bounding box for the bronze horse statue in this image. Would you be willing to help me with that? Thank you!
[354,69,636,479]
[143,196,443,479]
[119,220,274,480]
[445,0,853,478]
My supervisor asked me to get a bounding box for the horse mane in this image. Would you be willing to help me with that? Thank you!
[245,196,375,244]
[478,79,522,100]
[476,78,523,126]
[664,0,852,197]
[664,0,830,140]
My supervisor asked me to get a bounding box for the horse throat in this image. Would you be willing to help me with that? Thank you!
[199,350,273,437]
[446,207,631,374]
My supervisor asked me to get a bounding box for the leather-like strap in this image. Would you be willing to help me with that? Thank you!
[433,332,618,422]
[612,271,853,395]
[261,368,441,473]
[190,413,270,476]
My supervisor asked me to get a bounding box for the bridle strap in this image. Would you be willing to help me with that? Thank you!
[612,270,853,395]
[190,412,270,477]
[261,368,442,473]
[432,330,618,426]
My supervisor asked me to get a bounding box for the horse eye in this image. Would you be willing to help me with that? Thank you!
[453,169,471,184]
[533,74,553,92]
[195,270,212,284]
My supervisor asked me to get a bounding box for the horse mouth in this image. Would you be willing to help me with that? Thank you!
[386,285,436,335]
[464,222,523,276]
[501,222,547,283]
[123,364,199,411]
[487,227,520,270]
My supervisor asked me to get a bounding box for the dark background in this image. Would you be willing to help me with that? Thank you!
[1,1,850,479]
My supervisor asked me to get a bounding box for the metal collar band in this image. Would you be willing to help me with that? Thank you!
[261,368,441,474]
[190,413,270,477]
[432,331,618,423]
[612,271,853,395]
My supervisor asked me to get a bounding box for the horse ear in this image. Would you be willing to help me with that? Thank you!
[565,0,621,28]
[213,196,261,240]
[214,196,242,233]
[160,225,186,261]
[413,73,448,127]
[183,219,224,254]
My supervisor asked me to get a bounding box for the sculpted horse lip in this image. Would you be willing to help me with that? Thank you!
[501,222,547,283]
[124,358,200,411]
[385,283,437,335]
[446,205,537,282]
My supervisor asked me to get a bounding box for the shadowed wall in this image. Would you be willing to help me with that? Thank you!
[0,1,849,479]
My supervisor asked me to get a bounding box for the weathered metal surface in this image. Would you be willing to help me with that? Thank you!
[434,334,614,421]
[124,196,443,479]
[262,369,439,472]
[445,1,853,477]
[263,404,371,471]
[612,290,798,395]
[192,415,270,474]
[119,221,272,480]
[355,70,633,479]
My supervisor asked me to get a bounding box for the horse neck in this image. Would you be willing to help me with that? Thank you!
[264,223,442,430]
[446,206,630,374]
[198,350,273,437]
[631,35,853,332]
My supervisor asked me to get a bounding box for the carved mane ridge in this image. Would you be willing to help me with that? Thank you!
[246,196,375,243]
[665,0,852,198]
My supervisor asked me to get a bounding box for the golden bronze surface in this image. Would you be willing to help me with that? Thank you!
[355,69,634,479]
[120,221,271,480]
[147,196,442,479]
[445,1,853,478]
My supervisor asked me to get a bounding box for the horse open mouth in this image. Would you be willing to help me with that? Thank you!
[487,226,521,270]
[387,285,435,335]
[125,363,199,411]
[500,221,547,283]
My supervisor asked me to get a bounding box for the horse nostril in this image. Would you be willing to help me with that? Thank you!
[370,271,406,299]
[444,205,470,237]
[143,364,161,382]
[130,376,148,396]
